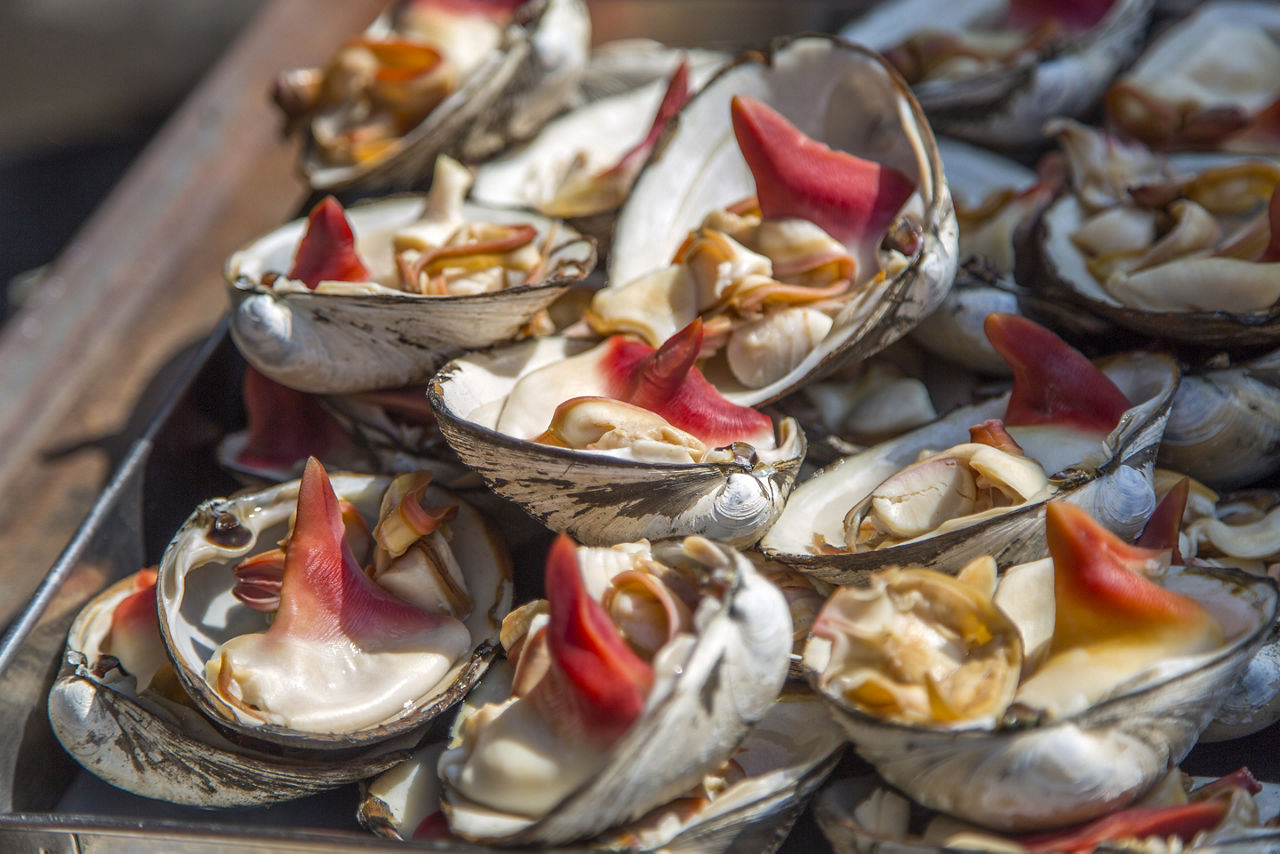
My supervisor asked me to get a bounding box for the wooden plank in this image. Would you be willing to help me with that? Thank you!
[0,0,385,628]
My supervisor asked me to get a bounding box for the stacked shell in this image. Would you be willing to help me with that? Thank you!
[57,2,1280,847]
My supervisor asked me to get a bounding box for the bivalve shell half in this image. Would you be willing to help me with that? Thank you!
[293,0,591,192]
[841,0,1155,148]
[429,337,806,547]
[155,471,513,752]
[805,562,1279,832]
[760,350,1179,584]
[49,572,419,807]
[814,773,1280,853]
[226,194,596,394]
[1027,150,1280,350]
[438,536,793,845]
[607,34,958,407]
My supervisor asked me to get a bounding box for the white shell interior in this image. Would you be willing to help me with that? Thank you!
[157,473,510,737]
[471,59,723,210]
[938,137,1036,211]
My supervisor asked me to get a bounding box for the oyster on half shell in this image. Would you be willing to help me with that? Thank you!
[1107,1,1280,154]
[49,570,421,807]
[1026,126,1280,349]
[227,170,596,395]
[471,53,725,248]
[815,770,1278,853]
[361,678,845,852]
[605,34,957,407]
[155,465,513,752]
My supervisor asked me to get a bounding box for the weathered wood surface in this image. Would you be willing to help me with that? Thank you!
[0,0,385,630]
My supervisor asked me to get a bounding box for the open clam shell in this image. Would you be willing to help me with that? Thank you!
[155,471,513,752]
[49,572,420,807]
[295,0,590,192]
[759,350,1179,584]
[805,562,1279,832]
[606,34,958,407]
[840,0,1155,149]
[361,683,845,852]
[1027,151,1280,350]
[226,195,596,395]
[428,336,806,547]
[438,537,793,845]
[1106,1,1280,154]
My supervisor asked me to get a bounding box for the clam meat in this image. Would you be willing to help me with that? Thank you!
[1106,1,1280,154]
[49,568,424,807]
[1028,122,1280,347]
[216,366,371,483]
[1146,473,1280,741]
[472,57,701,221]
[760,313,1179,582]
[362,682,845,852]
[429,323,805,546]
[815,768,1275,853]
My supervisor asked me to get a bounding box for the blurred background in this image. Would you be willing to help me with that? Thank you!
[0,0,264,319]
